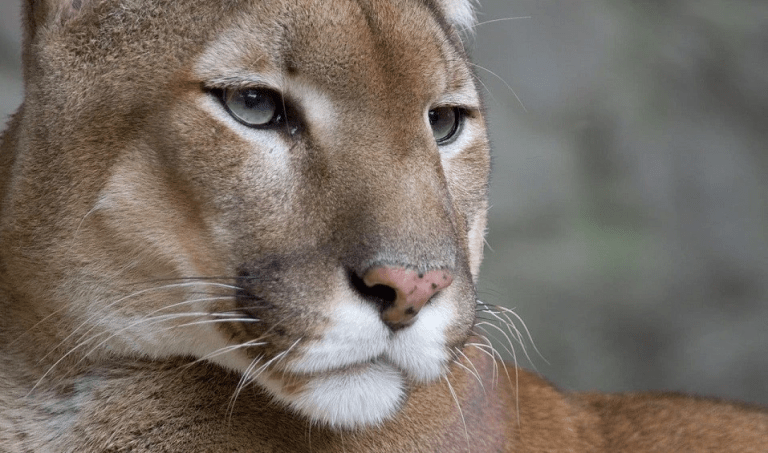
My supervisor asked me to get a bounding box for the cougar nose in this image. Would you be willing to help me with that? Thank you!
[360,267,453,330]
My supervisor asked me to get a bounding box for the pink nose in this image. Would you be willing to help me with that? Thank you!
[362,267,453,328]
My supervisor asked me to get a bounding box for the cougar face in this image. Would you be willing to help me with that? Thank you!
[1,0,489,429]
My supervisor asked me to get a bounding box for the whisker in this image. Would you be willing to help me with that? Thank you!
[32,305,248,393]
[29,311,211,394]
[9,303,73,347]
[44,283,237,363]
[227,337,302,420]
[453,347,485,392]
[228,356,263,421]
[29,283,199,356]
[71,295,237,343]
[128,276,241,286]
[474,320,520,364]
[471,328,520,423]
[444,374,471,453]
[476,309,533,366]
[464,341,499,385]
[146,317,259,337]
[185,339,268,367]
[469,65,499,106]
[54,296,237,365]
[470,16,532,30]
[469,330,511,385]
[251,338,301,382]
[468,62,527,113]
[480,303,546,364]
[75,312,227,362]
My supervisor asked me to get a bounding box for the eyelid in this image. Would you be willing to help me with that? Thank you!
[202,72,282,91]
[433,92,478,109]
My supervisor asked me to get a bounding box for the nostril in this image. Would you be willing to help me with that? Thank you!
[351,265,453,330]
[350,271,397,311]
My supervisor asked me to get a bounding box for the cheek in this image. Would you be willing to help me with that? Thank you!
[441,148,490,280]
[155,96,272,196]
[152,96,307,252]
[92,148,227,280]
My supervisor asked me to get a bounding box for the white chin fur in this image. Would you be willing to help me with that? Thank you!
[285,300,390,374]
[386,302,453,382]
[284,361,405,429]
[250,287,456,428]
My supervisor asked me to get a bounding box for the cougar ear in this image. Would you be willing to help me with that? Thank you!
[22,0,91,77]
[23,0,89,39]
[431,0,478,34]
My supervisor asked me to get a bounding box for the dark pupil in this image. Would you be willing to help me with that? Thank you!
[429,107,457,142]
[429,109,442,126]
[240,89,279,124]
[244,91,269,110]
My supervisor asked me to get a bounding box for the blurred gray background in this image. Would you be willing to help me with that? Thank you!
[2,2,766,406]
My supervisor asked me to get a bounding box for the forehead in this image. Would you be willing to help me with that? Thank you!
[195,0,473,103]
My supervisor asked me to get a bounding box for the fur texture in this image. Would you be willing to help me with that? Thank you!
[1,0,766,451]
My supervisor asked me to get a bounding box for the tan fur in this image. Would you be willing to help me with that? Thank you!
[1,0,766,451]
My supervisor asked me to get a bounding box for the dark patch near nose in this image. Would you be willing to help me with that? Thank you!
[235,260,284,319]
[349,270,397,311]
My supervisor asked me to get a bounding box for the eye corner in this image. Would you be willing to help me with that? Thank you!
[206,86,226,103]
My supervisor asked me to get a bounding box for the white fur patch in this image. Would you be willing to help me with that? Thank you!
[467,206,487,278]
[434,0,478,33]
[34,375,101,445]
[286,284,452,382]
[289,361,405,429]
[386,291,455,382]
[274,285,454,427]
[285,80,337,140]
[286,298,390,374]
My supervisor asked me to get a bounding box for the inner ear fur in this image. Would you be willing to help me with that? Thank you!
[430,0,477,34]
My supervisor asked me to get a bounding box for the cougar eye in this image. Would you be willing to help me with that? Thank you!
[220,87,285,128]
[428,106,461,144]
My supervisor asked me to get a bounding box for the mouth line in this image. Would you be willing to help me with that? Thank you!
[281,356,399,379]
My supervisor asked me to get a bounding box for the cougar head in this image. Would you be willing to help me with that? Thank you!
[2,0,489,428]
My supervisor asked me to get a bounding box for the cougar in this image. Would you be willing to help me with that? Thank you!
[1,0,765,451]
